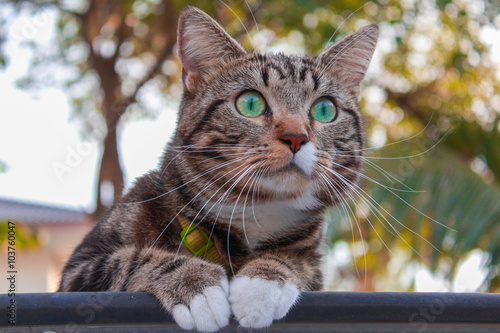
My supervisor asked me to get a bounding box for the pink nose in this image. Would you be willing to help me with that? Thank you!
[281,133,308,153]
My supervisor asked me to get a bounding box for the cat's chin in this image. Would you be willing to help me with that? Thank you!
[261,165,314,198]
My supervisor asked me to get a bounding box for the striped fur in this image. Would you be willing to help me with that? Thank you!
[59,6,378,332]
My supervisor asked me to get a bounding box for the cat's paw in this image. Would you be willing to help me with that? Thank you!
[229,276,299,328]
[171,279,231,332]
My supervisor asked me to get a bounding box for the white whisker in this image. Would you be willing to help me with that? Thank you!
[364,159,422,193]
[325,129,451,159]
[328,159,456,232]
[218,0,257,52]
[320,164,404,255]
[320,163,443,257]
[251,166,269,229]
[120,153,257,205]
[174,162,258,261]
[226,163,263,273]
[239,164,265,244]
[318,172,364,279]
[364,116,435,151]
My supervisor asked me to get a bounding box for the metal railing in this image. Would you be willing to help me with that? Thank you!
[2,291,500,332]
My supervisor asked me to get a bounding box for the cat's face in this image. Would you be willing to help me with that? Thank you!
[169,7,378,211]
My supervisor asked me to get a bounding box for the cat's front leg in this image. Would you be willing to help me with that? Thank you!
[114,247,231,332]
[229,254,303,328]
[61,244,231,332]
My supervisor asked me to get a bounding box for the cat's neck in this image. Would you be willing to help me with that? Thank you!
[195,185,321,248]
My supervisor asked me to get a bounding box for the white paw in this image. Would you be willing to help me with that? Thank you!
[229,276,299,328]
[172,279,230,332]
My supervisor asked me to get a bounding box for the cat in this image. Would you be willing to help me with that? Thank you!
[59,6,378,332]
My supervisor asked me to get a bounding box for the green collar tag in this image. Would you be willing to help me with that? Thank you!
[180,223,215,256]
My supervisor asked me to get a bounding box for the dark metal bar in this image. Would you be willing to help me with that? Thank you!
[2,292,500,331]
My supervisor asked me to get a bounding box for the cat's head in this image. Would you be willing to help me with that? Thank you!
[168,6,378,210]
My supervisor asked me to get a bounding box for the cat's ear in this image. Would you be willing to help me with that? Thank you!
[318,24,378,95]
[177,6,245,92]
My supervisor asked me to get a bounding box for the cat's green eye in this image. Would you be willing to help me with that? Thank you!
[311,97,336,123]
[236,91,267,117]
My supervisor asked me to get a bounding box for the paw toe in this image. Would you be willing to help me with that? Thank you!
[190,294,219,332]
[274,283,300,319]
[229,276,299,329]
[172,304,195,330]
[189,283,230,332]
[204,285,231,327]
[238,312,272,328]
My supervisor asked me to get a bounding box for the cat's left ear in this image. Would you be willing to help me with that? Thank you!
[318,24,378,95]
[177,6,245,92]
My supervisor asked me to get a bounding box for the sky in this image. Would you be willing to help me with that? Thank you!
[0,4,498,292]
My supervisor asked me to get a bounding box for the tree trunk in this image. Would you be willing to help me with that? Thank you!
[94,127,124,219]
[83,0,178,219]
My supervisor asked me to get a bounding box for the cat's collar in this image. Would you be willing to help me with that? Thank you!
[177,215,226,267]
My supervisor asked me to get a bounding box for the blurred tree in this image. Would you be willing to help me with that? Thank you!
[0,220,38,249]
[0,160,7,173]
[0,0,499,291]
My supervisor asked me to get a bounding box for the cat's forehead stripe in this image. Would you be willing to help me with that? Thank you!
[245,54,319,91]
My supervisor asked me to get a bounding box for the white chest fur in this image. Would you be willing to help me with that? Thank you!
[200,186,319,248]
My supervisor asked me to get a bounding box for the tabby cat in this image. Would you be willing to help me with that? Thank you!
[59,6,378,332]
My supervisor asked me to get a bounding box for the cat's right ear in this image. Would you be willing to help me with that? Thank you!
[317,24,378,97]
[177,6,245,93]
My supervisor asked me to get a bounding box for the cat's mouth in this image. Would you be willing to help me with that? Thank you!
[261,162,314,195]
[267,145,317,179]
[285,161,310,176]
[253,142,318,197]
[270,157,314,178]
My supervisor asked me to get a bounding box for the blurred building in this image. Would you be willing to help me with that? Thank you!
[0,197,92,292]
